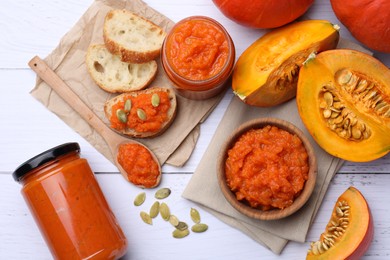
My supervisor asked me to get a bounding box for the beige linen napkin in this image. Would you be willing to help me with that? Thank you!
[30,0,224,167]
[182,39,372,254]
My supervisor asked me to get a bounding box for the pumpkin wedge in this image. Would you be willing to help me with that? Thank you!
[306,186,374,259]
[297,49,390,162]
[232,20,339,107]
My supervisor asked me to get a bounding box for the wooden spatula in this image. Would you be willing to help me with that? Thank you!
[28,56,162,188]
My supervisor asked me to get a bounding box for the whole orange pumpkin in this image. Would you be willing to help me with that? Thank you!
[212,0,314,29]
[330,0,390,53]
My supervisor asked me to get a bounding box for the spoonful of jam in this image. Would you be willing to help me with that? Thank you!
[28,56,161,188]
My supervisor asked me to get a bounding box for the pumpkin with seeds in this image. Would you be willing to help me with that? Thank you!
[104,87,177,138]
[306,186,373,259]
[297,49,390,162]
[232,20,339,107]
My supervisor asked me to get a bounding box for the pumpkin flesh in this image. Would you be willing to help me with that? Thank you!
[306,186,374,259]
[297,49,390,162]
[232,20,339,107]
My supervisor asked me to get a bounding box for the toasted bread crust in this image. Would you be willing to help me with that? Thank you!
[86,44,157,93]
[103,9,167,63]
[104,87,177,138]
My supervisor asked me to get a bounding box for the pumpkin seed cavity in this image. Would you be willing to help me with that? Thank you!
[275,61,301,91]
[317,67,390,141]
[308,200,350,255]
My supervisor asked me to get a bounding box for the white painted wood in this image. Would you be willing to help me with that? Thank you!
[1,0,390,259]
[2,173,389,259]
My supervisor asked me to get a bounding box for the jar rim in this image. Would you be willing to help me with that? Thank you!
[12,142,80,182]
[161,15,235,91]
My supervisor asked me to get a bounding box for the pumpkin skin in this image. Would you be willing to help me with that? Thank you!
[232,20,339,107]
[330,0,390,53]
[212,0,314,29]
[297,49,390,162]
[306,186,374,259]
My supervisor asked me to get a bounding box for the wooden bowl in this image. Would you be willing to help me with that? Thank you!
[217,118,317,221]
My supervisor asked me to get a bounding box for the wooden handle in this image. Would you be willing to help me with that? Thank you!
[28,56,111,141]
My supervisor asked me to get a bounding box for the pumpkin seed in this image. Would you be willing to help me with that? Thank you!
[169,215,180,227]
[190,208,201,224]
[134,192,146,206]
[124,99,132,112]
[149,201,160,218]
[116,109,127,123]
[155,188,171,200]
[151,93,160,107]
[140,211,153,225]
[336,207,344,217]
[159,202,170,221]
[176,221,188,231]
[172,228,189,239]
[311,241,320,255]
[137,108,147,121]
[191,223,208,233]
[323,92,333,107]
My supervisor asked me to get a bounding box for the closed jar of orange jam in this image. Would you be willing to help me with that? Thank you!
[13,142,128,260]
[161,16,235,100]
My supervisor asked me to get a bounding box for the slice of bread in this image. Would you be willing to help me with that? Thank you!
[103,9,167,63]
[86,44,157,93]
[104,87,177,138]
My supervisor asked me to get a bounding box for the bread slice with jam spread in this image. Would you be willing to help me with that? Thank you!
[104,87,177,138]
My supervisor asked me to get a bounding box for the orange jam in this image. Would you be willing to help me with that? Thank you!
[117,143,160,188]
[225,125,309,211]
[13,143,127,259]
[166,18,229,81]
[161,16,235,100]
[109,91,171,133]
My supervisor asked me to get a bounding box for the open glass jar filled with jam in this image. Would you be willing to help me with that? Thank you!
[12,142,128,259]
[161,16,235,100]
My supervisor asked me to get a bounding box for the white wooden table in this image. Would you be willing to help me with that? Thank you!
[1,1,390,259]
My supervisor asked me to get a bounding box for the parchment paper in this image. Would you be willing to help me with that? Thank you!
[182,38,372,254]
[30,0,225,167]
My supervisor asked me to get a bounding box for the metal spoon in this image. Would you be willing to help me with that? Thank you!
[28,56,162,188]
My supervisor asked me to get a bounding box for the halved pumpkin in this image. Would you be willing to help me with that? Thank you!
[232,20,339,107]
[306,186,374,259]
[297,49,390,162]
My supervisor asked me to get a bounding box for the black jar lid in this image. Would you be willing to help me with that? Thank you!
[12,142,80,182]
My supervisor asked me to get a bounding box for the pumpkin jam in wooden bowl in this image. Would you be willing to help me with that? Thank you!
[217,118,317,220]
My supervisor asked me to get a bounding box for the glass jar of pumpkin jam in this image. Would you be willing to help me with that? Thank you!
[12,143,128,259]
[225,126,309,211]
[161,16,235,100]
